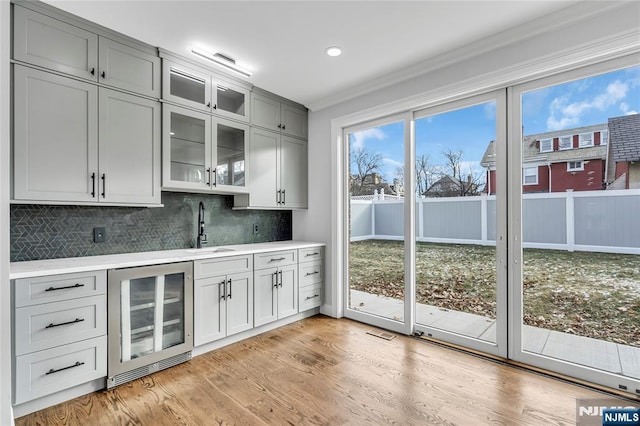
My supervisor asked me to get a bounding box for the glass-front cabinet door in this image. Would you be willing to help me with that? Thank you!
[162,104,212,191]
[213,118,248,192]
[213,81,250,123]
[162,60,211,111]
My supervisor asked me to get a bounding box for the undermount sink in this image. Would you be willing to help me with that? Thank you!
[185,247,236,254]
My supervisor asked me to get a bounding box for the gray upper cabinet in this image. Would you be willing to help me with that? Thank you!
[162,58,251,123]
[98,37,160,98]
[13,5,159,98]
[251,92,308,139]
[13,5,98,81]
[98,88,161,204]
[13,65,99,203]
[13,65,161,206]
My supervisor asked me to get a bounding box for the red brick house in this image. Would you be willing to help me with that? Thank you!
[481,123,609,194]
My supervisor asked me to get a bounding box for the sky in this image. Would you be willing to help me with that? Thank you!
[349,64,640,186]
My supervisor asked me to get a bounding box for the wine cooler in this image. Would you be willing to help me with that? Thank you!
[107,262,193,388]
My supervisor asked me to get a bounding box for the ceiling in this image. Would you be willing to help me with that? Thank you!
[43,1,582,110]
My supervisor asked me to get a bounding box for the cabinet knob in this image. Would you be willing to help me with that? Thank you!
[101,71,106,79]
[207,102,211,108]
[213,104,217,110]
[277,124,282,129]
[90,68,95,76]
[282,124,286,130]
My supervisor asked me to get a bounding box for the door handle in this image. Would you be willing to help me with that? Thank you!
[272,272,278,288]
[206,168,211,186]
[219,280,226,300]
[278,270,283,287]
[45,283,84,292]
[45,318,85,328]
[91,173,96,197]
[276,189,281,204]
[282,189,286,205]
[213,168,217,187]
[227,278,232,299]
[46,361,85,375]
[101,174,106,198]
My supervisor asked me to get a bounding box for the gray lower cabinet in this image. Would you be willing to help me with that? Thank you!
[194,256,254,345]
[254,250,298,327]
[13,65,161,205]
[13,5,160,97]
[298,247,325,312]
[12,271,107,405]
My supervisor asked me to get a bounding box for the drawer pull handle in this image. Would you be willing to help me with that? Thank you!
[270,257,286,262]
[45,283,85,292]
[305,294,320,300]
[305,271,319,276]
[45,318,85,329]
[46,361,85,375]
[305,252,319,257]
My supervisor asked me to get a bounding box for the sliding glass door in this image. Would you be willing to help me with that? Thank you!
[413,92,507,356]
[510,58,640,392]
[345,114,412,333]
[342,54,639,394]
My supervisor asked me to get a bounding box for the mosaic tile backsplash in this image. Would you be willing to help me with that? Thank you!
[10,192,292,262]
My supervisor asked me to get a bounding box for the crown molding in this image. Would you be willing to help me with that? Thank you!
[308,1,637,112]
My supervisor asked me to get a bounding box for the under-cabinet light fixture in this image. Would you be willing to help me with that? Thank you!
[191,47,252,78]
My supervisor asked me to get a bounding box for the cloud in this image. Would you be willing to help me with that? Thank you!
[620,102,639,116]
[546,80,629,131]
[350,128,385,151]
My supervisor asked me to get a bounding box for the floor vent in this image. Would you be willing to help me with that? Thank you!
[366,330,396,341]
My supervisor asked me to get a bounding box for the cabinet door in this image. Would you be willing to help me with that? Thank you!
[13,6,98,81]
[162,105,212,191]
[251,93,281,132]
[279,137,308,208]
[249,128,280,207]
[13,66,98,202]
[98,88,161,204]
[281,103,308,139]
[98,37,160,97]
[226,272,254,336]
[277,265,298,320]
[213,80,250,123]
[162,60,211,111]
[194,276,226,345]
[213,118,249,192]
[254,268,278,327]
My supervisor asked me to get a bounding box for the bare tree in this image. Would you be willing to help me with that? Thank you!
[439,148,483,196]
[416,154,435,196]
[442,148,462,180]
[350,147,382,196]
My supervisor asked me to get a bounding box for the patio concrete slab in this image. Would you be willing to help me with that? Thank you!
[541,330,622,374]
[348,290,640,381]
[618,344,640,379]
[522,325,551,354]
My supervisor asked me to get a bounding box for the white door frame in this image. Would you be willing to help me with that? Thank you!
[508,55,640,392]
[412,90,508,357]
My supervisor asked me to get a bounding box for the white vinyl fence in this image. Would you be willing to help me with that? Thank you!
[350,189,640,255]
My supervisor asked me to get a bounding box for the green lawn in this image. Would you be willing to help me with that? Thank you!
[349,240,640,346]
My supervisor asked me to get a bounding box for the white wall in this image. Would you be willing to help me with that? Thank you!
[293,1,640,318]
[1,0,13,423]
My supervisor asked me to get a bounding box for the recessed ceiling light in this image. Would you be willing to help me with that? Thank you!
[326,46,342,57]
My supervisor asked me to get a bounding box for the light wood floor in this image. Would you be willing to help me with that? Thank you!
[16,315,632,425]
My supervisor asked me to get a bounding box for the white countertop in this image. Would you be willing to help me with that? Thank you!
[10,240,325,279]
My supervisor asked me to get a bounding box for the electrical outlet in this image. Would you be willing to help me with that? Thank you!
[253,224,259,234]
[93,227,106,243]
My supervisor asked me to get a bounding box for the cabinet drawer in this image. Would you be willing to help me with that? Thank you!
[15,271,107,307]
[299,247,324,263]
[15,295,106,356]
[299,284,323,312]
[254,250,297,270]
[299,261,324,287]
[194,255,253,279]
[14,336,107,404]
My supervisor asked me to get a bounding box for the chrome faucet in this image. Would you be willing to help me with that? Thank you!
[196,201,207,248]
